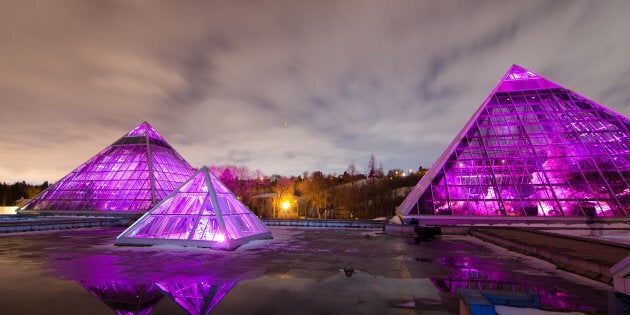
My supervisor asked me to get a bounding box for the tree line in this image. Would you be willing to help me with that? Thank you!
[3,154,427,219]
[0,181,49,206]
[211,154,428,219]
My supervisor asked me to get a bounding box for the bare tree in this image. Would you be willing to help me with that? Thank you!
[346,163,358,180]
[368,154,377,178]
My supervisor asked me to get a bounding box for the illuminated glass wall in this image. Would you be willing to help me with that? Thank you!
[116,166,272,250]
[400,65,630,217]
[20,122,195,212]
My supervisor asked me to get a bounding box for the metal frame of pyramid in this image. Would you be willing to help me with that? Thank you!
[18,122,195,216]
[115,166,272,250]
[399,65,630,218]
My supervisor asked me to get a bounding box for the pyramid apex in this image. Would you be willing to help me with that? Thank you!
[125,121,166,141]
[494,64,560,92]
[504,64,539,80]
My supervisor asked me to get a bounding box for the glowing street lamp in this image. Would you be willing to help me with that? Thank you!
[281,200,291,211]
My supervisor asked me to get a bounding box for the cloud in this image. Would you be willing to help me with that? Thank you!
[1,1,630,183]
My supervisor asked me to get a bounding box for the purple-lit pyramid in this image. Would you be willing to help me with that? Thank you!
[19,122,196,214]
[399,64,630,217]
[115,166,272,250]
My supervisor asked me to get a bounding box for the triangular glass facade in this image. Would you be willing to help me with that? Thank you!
[115,166,272,250]
[19,122,195,213]
[400,65,630,217]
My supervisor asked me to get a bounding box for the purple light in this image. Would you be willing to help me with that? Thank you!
[155,277,235,315]
[19,122,195,212]
[78,281,164,315]
[115,166,272,250]
[400,65,630,217]
[125,121,166,141]
[48,252,239,314]
[430,255,599,311]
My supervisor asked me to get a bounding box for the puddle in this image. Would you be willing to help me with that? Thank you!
[0,227,614,314]
[431,255,599,312]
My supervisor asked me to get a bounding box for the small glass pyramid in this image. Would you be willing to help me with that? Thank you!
[18,122,195,213]
[115,166,272,250]
[399,65,630,217]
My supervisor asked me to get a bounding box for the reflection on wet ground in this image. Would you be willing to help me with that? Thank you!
[79,281,163,314]
[430,256,597,312]
[0,226,613,314]
[155,277,236,315]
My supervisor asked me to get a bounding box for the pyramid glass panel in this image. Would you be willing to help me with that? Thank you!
[399,65,630,217]
[18,122,195,213]
[115,166,272,250]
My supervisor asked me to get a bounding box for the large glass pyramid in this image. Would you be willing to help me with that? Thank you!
[115,166,272,250]
[399,65,630,217]
[19,122,195,213]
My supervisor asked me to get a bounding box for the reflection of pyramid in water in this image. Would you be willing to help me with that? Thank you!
[115,166,272,250]
[155,278,235,315]
[78,281,164,315]
[399,65,630,217]
[19,122,195,213]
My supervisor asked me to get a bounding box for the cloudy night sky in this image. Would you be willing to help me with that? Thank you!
[1,1,630,183]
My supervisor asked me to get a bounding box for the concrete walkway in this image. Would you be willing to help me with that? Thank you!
[470,228,630,285]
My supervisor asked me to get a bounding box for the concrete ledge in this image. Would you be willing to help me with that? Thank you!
[262,219,384,229]
[404,215,630,226]
[611,255,630,295]
[17,209,144,220]
[0,217,124,233]
[471,229,616,284]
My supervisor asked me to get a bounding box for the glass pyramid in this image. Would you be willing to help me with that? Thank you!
[399,65,630,217]
[18,122,195,213]
[115,166,272,250]
[155,277,235,315]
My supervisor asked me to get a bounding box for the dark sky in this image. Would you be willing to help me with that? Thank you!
[2,1,630,183]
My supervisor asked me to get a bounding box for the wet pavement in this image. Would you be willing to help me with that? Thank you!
[0,226,614,314]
